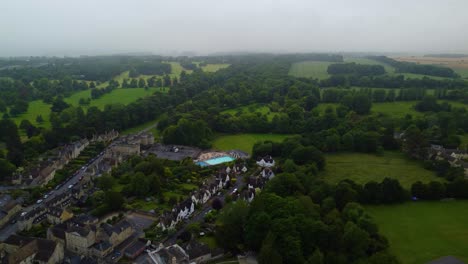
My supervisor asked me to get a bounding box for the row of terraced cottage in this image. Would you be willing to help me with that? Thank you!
[11,130,120,187]
[157,155,275,231]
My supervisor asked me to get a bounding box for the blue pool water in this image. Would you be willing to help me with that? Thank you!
[196,156,235,167]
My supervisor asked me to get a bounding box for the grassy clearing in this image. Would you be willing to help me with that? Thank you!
[64,87,161,110]
[366,201,468,264]
[221,104,277,121]
[6,100,52,129]
[372,101,421,118]
[316,100,466,118]
[322,151,441,188]
[212,133,292,154]
[289,61,333,79]
[201,64,230,72]
[454,67,468,79]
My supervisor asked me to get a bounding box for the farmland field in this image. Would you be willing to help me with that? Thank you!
[212,133,292,154]
[288,61,333,79]
[321,151,441,188]
[392,56,468,79]
[366,201,468,264]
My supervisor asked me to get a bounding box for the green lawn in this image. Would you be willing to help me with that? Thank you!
[372,101,421,117]
[201,64,230,72]
[64,87,163,110]
[322,151,441,188]
[288,61,333,79]
[366,201,468,264]
[316,100,466,118]
[212,133,292,154]
[5,100,53,129]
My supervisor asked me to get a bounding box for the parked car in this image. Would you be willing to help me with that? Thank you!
[43,194,48,199]
[68,184,74,189]
[36,199,43,204]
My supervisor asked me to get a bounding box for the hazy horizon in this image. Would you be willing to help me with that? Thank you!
[2,0,468,57]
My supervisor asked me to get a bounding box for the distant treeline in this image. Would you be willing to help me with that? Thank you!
[319,74,468,89]
[327,62,386,76]
[369,56,458,78]
[0,56,172,82]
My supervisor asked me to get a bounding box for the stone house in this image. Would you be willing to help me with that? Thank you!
[99,220,133,247]
[1,235,34,255]
[90,240,113,258]
[7,238,64,264]
[64,224,97,255]
[2,235,64,264]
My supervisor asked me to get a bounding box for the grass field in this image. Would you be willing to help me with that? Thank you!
[201,64,230,72]
[212,133,292,154]
[5,100,53,128]
[315,100,466,118]
[64,87,161,110]
[322,151,441,188]
[366,201,468,264]
[221,104,277,121]
[454,68,468,79]
[372,101,421,117]
[288,61,333,79]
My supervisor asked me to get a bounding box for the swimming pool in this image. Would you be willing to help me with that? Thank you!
[196,156,235,167]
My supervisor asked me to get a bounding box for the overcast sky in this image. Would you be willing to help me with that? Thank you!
[1,0,467,56]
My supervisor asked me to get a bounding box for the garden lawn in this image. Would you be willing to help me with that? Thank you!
[212,133,292,154]
[322,151,441,188]
[198,236,218,249]
[288,61,333,79]
[366,201,468,264]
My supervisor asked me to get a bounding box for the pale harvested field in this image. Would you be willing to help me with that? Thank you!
[392,56,468,78]
[392,56,468,68]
